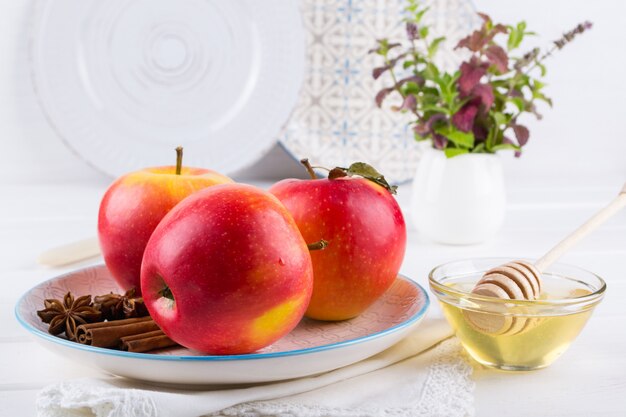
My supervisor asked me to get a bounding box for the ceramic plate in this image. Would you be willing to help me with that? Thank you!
[15,265,429,386]
[31,0,305,177]
[280,0,479,184]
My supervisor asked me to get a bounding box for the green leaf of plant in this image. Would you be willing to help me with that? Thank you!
[449,97,470,114]
[413,6,430,22]
[509,97,525,112]
[490,79,511,88]
[485,123,498,150]
[373,39,390,56]
[507,25,523,51]
[539,62,547,77]
[472,143,486,153]
[493,112,508,126]
[428,37,446,58]
[421,96,439,108]
[401,84,416,96]
[532,91,553,107]
[533,80,545,90]
[423,62,440,80]
[492,143,521,152]
[435,78,449,97]
[422,104,450,114]
[405,0,418,13]
[435,74,459,106]
[507,33,516,51]
[448,70,460,87]
[419,26,429,39]
[435,125,475,148]
[444,148,469,158]
[530,60,546,77]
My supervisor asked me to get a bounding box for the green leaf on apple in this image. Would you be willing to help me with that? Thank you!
[339,162,398,195]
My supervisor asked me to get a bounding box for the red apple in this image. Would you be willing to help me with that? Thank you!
[98,148,232,294]
[269,161,406,321]
[140,183,314,354]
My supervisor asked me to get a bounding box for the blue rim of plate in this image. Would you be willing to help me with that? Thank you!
[15,265,429,362]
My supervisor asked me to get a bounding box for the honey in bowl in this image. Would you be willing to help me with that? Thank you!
[429,259,605,371]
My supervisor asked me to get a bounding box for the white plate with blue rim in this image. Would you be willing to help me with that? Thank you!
[15,264,429,386]
[31,0,305,177]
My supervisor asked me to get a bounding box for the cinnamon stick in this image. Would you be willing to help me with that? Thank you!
[119,330,179,353]
[76,316,158,348]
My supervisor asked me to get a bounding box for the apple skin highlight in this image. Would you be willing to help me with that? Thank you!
[141,184,314,355]
[98,166,232,294]
[270,177,407,321]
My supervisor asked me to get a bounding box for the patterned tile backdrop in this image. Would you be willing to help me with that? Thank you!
[280,0,479,184]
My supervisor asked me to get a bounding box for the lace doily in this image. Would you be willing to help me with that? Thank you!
[214,339,474,417]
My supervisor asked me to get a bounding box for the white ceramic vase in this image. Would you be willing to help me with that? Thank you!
[410,147,506,245]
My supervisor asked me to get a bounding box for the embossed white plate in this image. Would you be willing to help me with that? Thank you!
[15,265,429,385]
[31,0,305,177]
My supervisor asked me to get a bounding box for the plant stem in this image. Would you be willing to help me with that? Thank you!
[409,40,427,122]
[175,147,183,175]
[506,44,554,96]
[524,45,557,76]
[300,159,317,179]
[387,54,423,122]
[384,53,400,87]
[307,240,329,251]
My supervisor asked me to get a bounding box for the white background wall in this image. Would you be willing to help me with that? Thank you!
[474,0,626,185]
[1,0,624,186]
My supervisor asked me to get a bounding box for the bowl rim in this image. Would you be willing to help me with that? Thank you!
[428,257,607,307]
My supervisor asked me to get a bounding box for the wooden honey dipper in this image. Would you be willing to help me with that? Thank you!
[466,182,626,336]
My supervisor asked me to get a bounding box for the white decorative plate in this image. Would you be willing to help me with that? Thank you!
[15,265,429,386]
[31,0,305,177]
[280,0,479,184]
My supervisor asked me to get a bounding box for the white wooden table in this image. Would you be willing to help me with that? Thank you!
[1,178,625,416]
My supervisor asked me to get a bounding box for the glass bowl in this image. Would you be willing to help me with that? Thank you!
[429,258,606,371]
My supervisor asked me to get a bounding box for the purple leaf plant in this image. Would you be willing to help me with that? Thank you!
[372,0,592,157]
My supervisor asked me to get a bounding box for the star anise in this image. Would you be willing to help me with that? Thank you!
[37,292,102,341]
[93,288,148,321]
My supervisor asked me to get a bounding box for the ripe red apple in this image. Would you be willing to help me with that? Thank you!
[98,148,232,294]
[140,183,314,354]
[269,161,406,321]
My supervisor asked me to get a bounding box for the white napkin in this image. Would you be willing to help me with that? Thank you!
[37,319,474,417]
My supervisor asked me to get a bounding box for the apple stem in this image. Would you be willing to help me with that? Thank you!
[307,239,329,251]
[175,146,183,175]
[300,159,317,180]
